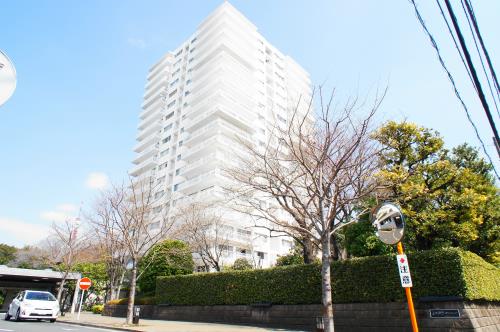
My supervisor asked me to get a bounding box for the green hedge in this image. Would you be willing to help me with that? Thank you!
[156,248,500,305]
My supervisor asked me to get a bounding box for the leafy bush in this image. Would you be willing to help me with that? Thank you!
[231,258,253,270]
[275,252,304,266]
[157,248,500,305]
[91,304,104,314]
[138,240,194,293]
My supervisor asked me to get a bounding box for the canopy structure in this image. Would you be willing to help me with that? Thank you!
[0,265,81,312]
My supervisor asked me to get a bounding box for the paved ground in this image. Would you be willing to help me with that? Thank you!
[0,313,115,332]
[60,312,300,332]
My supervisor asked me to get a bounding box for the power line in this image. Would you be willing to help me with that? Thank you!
[443,0,500,155]
[435,0,477,93]
[462,0,500,118]
[408,0,500,180]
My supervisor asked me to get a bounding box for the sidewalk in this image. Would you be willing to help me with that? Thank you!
[59,312,303,332]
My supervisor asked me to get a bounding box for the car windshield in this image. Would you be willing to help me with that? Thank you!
[25,291,57,301]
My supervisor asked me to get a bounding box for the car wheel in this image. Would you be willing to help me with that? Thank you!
[4,312,10,321]
[14,309,21,322]
[50,319,56,323]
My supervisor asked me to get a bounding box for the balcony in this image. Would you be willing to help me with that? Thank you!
[129,156,157,177]
[141,93,162,110]
[176,169,223,195]
[136,122,161,141]
[133,133,160,153]
[139,98,163,120]
[132,145,158,165]
[138,110,162,130]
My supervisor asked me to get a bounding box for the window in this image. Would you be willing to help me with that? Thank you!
[168,89,177,98]
[177,154,181,161]
[170,78,179,87]
[157,176,166,183]
[175,49,183,57]
[160,148,169,157]
[180,127,184,133]
[165,112,174,121]
[239,248,247,255]
[178,140,183,147]
[184,91,190,96]
[191,37,197,44]
[257,251,265,260]
[162,136,171,144]
[167,100,176,109]
[190,47,195,53]
[164,124,173,132]
[154,190,164,199]
[188,58,194,63]
[186,79,192,85]
[160,162,168,169]
[25,292,56,301]
[173,184,179,191]
[175,169,181,176]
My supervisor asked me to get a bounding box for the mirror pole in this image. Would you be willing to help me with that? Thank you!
[397,242,419,332]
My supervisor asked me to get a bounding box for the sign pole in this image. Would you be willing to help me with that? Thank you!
[397,242,419,332]
[77,289,85,320]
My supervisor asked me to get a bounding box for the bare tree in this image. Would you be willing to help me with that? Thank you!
[86,194,128,302]
[175,201,230,272]
[100,177,176,324]
[227,89,382,332]
[42,218,90,302]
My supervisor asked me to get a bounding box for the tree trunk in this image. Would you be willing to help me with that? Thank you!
[303,237,316,264]
[321,235,334,332]
[126,263,137,325]
[115,270,125,300]
[57,275,67,303]
[331,235,344,261]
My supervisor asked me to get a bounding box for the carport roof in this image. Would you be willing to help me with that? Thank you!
[0,265,81,281]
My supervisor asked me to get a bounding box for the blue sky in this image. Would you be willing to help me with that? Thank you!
[1,1,499,247]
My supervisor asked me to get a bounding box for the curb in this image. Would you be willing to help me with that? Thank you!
[60,320,146,332]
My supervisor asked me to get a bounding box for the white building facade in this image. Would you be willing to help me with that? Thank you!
[131,2,312,269]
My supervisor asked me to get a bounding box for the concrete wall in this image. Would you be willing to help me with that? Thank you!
[104,301,500,331]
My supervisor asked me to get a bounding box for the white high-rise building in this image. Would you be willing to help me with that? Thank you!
[131,2,312,269]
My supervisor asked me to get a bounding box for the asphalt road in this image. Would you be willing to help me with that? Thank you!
[0,313,114,332]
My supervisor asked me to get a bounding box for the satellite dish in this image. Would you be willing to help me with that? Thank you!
[0,49,17,107]
[371,202,405,245]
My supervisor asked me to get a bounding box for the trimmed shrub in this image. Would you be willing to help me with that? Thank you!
[231,258,253,271]
[156,248,500,305]
[275,252,304,266]
[91,304,104,314]
[138,239,194,293]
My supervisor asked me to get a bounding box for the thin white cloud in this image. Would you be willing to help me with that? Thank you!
[56,203,77,213]
[0,217,50,247]
[40,203,78,223]
[86,172,109,190]
[127,37,147,49]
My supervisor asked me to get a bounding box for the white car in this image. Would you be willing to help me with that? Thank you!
[4,290,60,323]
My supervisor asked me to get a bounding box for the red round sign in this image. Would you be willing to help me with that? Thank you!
[78,277,92,290]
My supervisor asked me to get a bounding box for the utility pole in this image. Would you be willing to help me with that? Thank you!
[443,0,500,158]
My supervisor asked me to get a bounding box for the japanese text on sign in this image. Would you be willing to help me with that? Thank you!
[396,254,413,288]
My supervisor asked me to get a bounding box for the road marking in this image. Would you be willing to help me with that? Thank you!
[0,328,14,332]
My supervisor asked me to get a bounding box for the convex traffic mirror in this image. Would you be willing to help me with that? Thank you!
[0,50,17,107]
[371,202,405,245]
